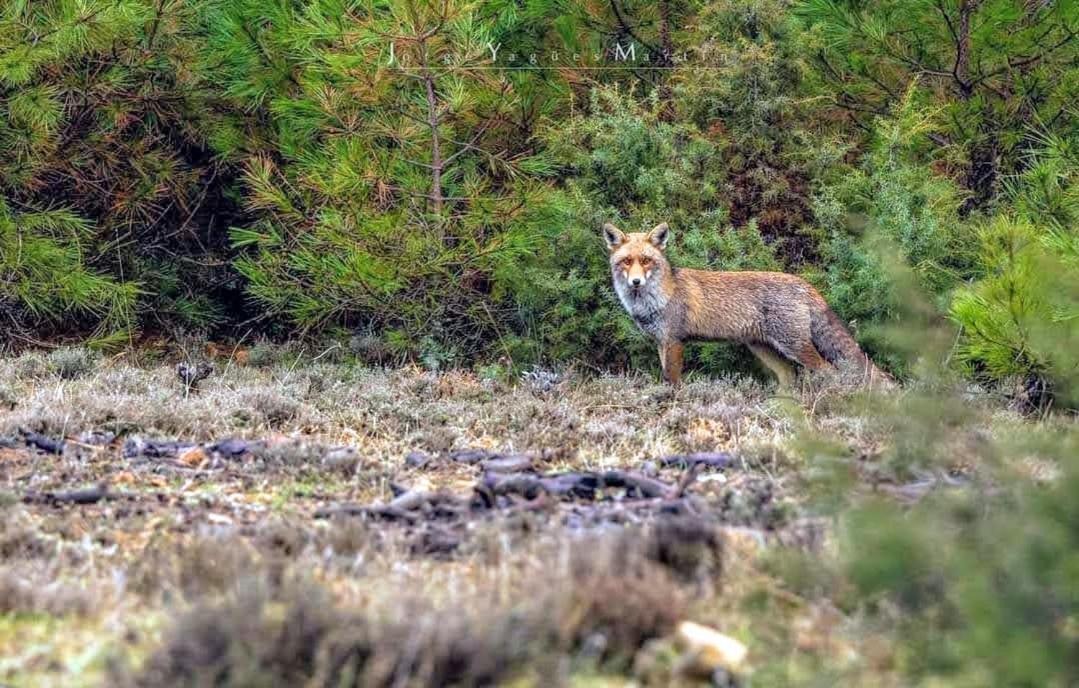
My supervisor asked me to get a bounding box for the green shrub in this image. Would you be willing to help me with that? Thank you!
[950,131,1079,406]
[197,0,570,361]
[678,0,838,259]
[842,426,1079,685]
[797,0,1078,211]
[0,0,244,336]
[45,346,98,380]
[0,199,137,338]
[0,0,1071,395]
[811,92,978,371]
[504,87,786,374]
[951,216,1079,406]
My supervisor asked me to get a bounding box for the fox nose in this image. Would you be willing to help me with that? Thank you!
[630,276,643,287]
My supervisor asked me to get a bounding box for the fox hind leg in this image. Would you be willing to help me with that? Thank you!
[794,341,830,372]
[748,344,796,388]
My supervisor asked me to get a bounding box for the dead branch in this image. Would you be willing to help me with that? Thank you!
[21,430,65,455]
[23,483,122,506]
[658,452,735,470]
[123,437,197,458]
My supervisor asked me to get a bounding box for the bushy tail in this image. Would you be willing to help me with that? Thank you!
[810,306,894,387]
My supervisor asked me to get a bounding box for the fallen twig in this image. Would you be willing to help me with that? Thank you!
[21,430,66,455]
[123,437,197,459]
[23,483,123,506]
[658,452,735,470]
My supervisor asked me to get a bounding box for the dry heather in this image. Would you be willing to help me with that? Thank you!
[0,349,1055,687]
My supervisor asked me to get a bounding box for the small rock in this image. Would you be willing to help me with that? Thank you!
[322,447,359,472]
[404,450,431,468]
[210,438,248,457]
[674,621,748,678]
[205,512,234,526]
[698,473,728,484]
[78,431,116,446]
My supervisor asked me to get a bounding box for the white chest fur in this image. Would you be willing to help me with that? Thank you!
[613,279,669,339]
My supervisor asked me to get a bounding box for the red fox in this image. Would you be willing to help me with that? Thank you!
[603,222,892,387]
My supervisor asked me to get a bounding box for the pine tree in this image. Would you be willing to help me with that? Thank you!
[950,130,1079,403]
[0,197,137,343]
[201,0,566,357]
[797,0,1078,211]
[0,0,244,338]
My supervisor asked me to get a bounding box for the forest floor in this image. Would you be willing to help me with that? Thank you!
[0,349,1052,687]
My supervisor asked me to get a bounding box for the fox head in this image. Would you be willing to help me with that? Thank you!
[602,222,672,297]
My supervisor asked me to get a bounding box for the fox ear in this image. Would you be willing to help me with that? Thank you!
[602,223,626,250]
[648,222,670,249]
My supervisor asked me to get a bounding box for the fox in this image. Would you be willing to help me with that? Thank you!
[603,221,892,388]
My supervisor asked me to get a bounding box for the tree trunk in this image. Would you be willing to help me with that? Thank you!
[657,0,675,121]
[954,0,978,98]
[421,50,443,220]
[954,0,997,213]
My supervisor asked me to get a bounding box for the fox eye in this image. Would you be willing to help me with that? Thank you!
[640,258,652,268]
[621,258,633,267]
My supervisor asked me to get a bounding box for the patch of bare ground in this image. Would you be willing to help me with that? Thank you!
[0,351,1048,686]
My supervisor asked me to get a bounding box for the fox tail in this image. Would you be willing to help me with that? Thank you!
[810,306,894,387]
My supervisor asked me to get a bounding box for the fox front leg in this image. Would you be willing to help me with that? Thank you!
[660,340,684,387]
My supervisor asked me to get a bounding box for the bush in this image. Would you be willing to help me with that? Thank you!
[45,346,98,379]
[950,131,1079,407]
[125,533,687,687]
[193,0,571,361]
[842,427,1079,685]
[0,199,137,339]
[0,0,244,337]
[797,0,1077,211]
[678,0,837,260]
[951,217,1079,408]
[809,92,978,371]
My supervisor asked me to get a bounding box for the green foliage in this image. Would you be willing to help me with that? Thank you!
[677,0,839,259]
[843,426,1079,685]
[201,0,569,359]
[0,0,243,336]
[1010,127,1079,236]
[950,129,1079,403]
[0,0,1073,393]
[951,216,1079,403]
[0,198,136,336]
[797,0,1079,210]
[509,87,782,372]
[810,92,977,372]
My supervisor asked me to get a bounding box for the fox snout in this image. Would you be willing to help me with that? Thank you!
[624,261,651,287]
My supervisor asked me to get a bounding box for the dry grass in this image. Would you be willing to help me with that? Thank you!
[0,349,1057,687]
